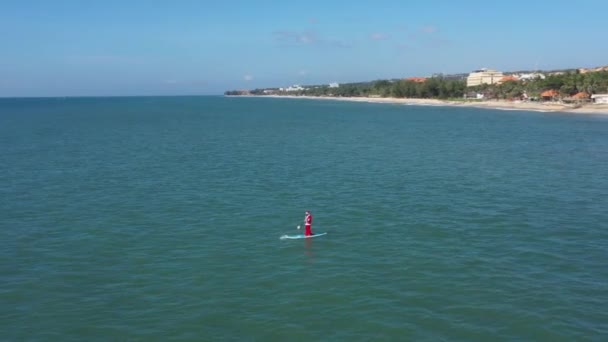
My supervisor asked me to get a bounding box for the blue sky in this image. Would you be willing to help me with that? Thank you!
[1,0,607,97]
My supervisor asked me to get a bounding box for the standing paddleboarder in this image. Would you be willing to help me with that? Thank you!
[304,210,314,236]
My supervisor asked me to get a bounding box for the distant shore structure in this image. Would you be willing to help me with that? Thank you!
[592,94,608,104]
[280,84,305,92]
[467,68,504,87]
[518,73,546,81]
[405,77,427,83]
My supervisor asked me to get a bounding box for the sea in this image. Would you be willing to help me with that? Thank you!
[1,96,607,341]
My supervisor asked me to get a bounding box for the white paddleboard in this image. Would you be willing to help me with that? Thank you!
[280,232,327,240]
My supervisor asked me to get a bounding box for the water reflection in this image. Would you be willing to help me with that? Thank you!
[304,238,314,262]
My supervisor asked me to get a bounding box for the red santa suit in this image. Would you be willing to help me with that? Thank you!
[304,212,313,236]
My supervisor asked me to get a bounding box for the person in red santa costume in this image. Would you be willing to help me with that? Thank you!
[304,210,314,236]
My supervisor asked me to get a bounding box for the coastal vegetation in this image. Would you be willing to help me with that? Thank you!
[225,69,608,101]
[226,77,467,99]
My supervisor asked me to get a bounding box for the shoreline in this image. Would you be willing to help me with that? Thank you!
[238,95,608,115]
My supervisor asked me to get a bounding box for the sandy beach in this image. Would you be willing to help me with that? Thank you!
[258,95,608,115]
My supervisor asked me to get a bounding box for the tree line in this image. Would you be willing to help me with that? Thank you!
[225,70,608,100]
[225,78,467,99]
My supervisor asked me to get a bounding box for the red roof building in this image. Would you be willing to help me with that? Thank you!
[572,92,590,99]
[405,77,427,83]
[541,89,559,100]
[498,75,519,84]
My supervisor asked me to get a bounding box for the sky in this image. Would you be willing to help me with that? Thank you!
[1,0,607,97]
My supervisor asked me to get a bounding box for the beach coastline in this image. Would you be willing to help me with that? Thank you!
[240,95,608,115]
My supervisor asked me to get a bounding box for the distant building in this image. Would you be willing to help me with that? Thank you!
[329,82,339,88]
[541,89,559,101]
[498,75,519,84]
[517,73,545,81]
[579,66,608,74]
[435,73,468,81]
[281,85,305,92]
[405,77,427,83]
[466,68,504,87]
[563,92,591,103]
[573,92,590,99]
[591,94,608,104]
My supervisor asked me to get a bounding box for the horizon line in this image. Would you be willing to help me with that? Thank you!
[0,94,224,99]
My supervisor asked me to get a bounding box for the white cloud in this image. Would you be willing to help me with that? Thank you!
[274,31,318,45]
[370,32,389,41]
[244,74,253,81]
[421,25,438,34]
[273,30,352,48]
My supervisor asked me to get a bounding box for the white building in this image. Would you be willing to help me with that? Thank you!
[329,82,339,88]
[282,84,305,92]
[517,73,546,81]
[466,68,504,87]
[591,94,608,104]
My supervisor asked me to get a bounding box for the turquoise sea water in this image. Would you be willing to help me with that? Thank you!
[1,96,607,340]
